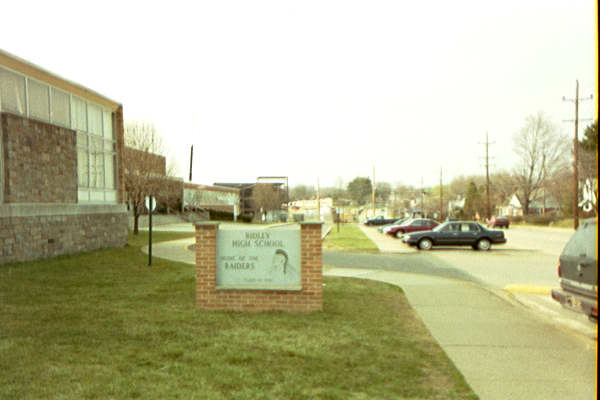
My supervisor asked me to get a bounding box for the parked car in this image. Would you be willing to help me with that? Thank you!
[487,216,510,229]
[364,215,398,226]
[402,221,507,250]
[386,218,439,238]
[551,218,598,322]
[378,218,407,233]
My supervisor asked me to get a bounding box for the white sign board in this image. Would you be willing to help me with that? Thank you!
[145,196,156,212]
[216,228,301,290]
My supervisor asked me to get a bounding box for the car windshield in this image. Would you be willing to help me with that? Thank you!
[432,222,449,232]
[399,219,414,226]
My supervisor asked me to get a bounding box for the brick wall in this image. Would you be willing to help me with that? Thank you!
[123,147,167,176]
[0,111,129,265]
[195,222,323,312]
[0,206,128,264]
[1,113,77,203]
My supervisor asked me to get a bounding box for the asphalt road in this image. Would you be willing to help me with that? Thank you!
[326,225,598,338]
[325,225,571,288]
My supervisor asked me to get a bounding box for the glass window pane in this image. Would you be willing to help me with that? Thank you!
[51,88,70,127]
[88,103,102,136]
[76,132,87,149]
[78,189,90,202]
[0,67,26,115]
[104,139,113,152]
[72,97,87,131]
[77,147,89,187]
[105,190,117,203]
[96,150,104,188]
[103,111,113,139]
[104,153,115,189]
[90,190,104,202]
[28,79,50,121]
[89,136,104,188]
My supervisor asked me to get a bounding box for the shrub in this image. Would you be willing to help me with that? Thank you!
[525,215,557,226]
[237,214,254,223]
[209,210,234,221]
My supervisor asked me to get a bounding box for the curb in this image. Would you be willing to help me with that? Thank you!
[504,284,556,295]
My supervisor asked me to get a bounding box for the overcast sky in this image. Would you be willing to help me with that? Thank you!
[2,0,597,189]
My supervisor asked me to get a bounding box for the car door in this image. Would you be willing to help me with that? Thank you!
[437,223,460,245]
[404,219,421,233]
[559,220,597,297]
[424,219,438,231]
[456,223,479,245]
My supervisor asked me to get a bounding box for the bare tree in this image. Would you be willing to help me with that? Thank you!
[123,122,167,234]
[252,183,286,222]
[512,112,569,215]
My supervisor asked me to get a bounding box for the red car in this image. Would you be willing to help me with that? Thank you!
[386,218,439,238]
[487,216,510,229]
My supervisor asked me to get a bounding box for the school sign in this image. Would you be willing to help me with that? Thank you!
[195,222,323,312]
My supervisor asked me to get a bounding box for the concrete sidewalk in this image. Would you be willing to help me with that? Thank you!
[358,224,417,253]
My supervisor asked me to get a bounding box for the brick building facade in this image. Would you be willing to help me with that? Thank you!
[1,49,128,264]
[123,146,183,214]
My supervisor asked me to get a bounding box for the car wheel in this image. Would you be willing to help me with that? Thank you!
[395,231,404,239]
[418,238,432,250]
[477,238,491,251]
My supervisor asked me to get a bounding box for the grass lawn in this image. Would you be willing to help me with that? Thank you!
[0,231,476,399]
[323,223,379,252]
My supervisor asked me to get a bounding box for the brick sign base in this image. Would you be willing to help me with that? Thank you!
[195,222,323,312]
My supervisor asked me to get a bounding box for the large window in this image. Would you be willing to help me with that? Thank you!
[0,67,26,115]
[75,99,117,203]
[0,66,118,204]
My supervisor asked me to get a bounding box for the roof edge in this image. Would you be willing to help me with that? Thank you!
[0,48,121,111]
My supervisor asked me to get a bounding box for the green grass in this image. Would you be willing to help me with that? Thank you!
[323,223,379,252]
[0,231,476,399]
[510,218,576,229]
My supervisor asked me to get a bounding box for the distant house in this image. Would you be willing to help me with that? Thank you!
[289,197,334,222]
[183,183,240,215]
[497,192,560,217]
[215,177,288,222]
[447,196,465,216]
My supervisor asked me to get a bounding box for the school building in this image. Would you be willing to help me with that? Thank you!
[0,49,128,264]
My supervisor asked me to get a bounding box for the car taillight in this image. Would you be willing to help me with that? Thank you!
[557,261,561,277]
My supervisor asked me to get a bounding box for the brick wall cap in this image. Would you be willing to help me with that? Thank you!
[299,221,324,226]
[194,221,221,227]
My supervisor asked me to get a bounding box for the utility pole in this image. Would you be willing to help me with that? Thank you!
[372,166,376,218]
[573,81,580,230]
[485,132,491,220]
[563,80,594,230]
[317,178,321,222]
[421,177,424,217]
[479,133,493,220]
[439,167,444,221]
[188,145,193,182]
